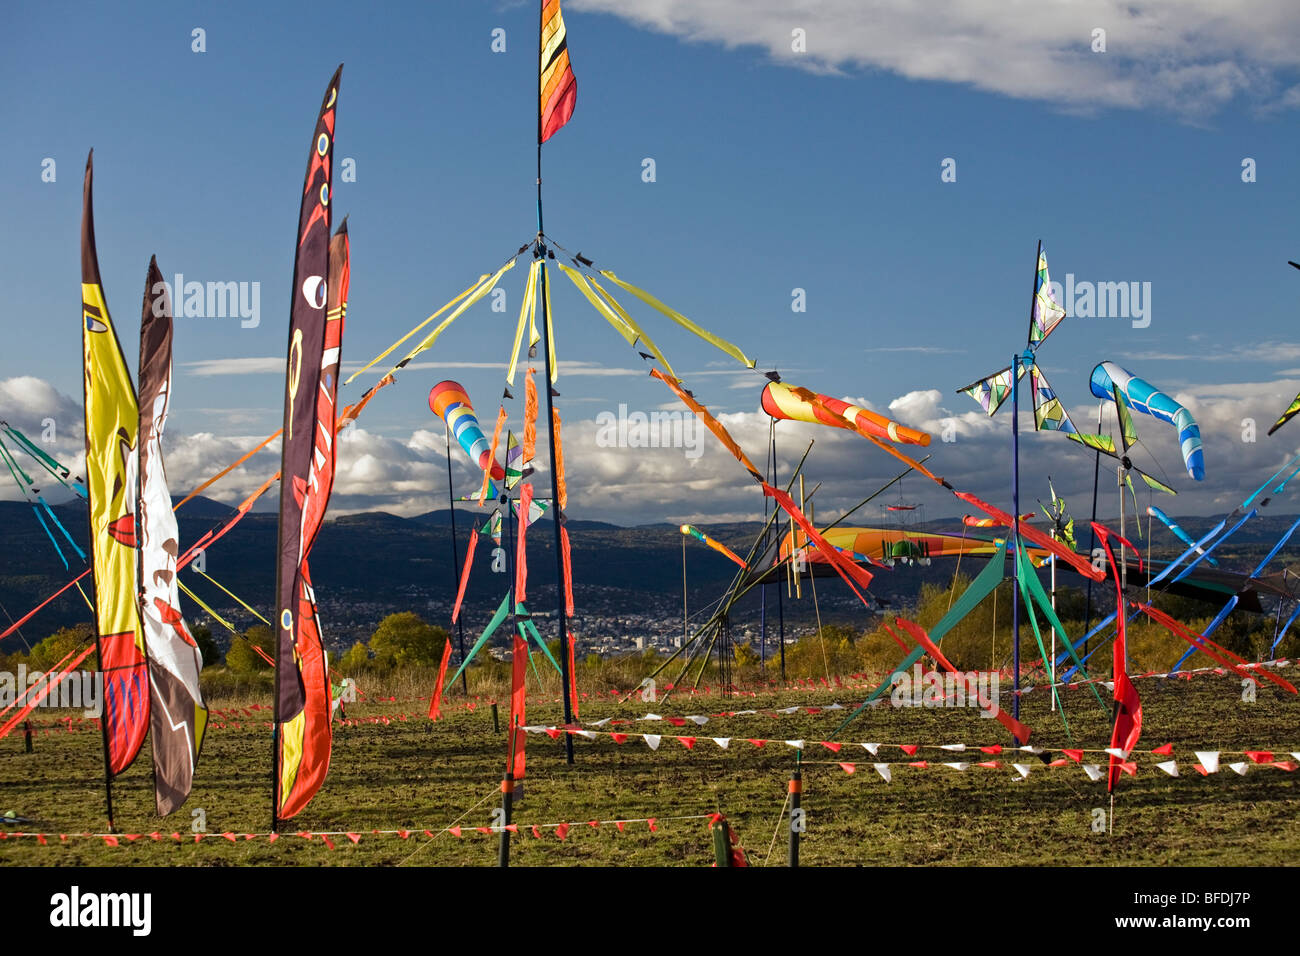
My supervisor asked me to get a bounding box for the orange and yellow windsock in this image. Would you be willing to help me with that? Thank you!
[761,381,930,447]
[540,0,577,143]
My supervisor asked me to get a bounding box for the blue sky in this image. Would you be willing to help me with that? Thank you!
[3,1,1300,525]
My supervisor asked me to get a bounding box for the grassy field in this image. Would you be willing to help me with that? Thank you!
[1,668,1297,867]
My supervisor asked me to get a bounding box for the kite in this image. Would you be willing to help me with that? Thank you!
[137,257,208,816]
[274,66,342,825]
[1268,391,1300,437]
[81,152,149,797]
[1090,362,1204,480]
[680,524,746,568]
[958,248,1066,417]
[760,381,930,446]
[778,526,1021,567]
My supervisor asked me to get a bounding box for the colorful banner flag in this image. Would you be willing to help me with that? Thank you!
[275,66,342,822]
[540,0,577,143]
[81,152,149,780]
[138,256,208,816]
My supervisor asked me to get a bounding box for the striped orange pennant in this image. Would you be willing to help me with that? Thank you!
[540,0,577,142]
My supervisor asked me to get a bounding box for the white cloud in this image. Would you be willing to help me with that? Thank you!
[182,357,283,376]
[571,0,1300,116]
[9,369,1300,526]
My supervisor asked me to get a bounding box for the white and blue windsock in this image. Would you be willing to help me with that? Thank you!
[1090,362,1204,480]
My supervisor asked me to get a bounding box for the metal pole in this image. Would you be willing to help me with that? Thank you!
[787,767,802,867]
[1011,350,1021,721]
[682,536,688,650]
[499,720,517,867]
[536,0,574,764]
[446,423,468,692]
[1010,239,1039,721]
[772,434,786,681]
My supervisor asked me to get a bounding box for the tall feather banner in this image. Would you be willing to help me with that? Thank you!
[275,66,342,823]
[81,152,149,785]
[138,256,208,815]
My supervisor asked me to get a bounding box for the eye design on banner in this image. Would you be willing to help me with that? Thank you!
[302,276,327,308]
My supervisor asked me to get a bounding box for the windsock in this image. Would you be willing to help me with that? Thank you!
[761,381,930,446]
[680,524,746,568]
[429,381,506,490]
[1090,362,1204,481]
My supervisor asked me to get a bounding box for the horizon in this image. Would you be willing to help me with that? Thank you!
[3,1,1300,530]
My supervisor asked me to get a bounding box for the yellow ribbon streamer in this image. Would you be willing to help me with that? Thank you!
[584,272,678,380]
[557,261,635,343]
[598,269,755,369]
[177,579,237,634]
[507,260,540,387]
[380,258,517,381]
[541,262,558,384]
[345,273,489,385]
[196,570,271,625]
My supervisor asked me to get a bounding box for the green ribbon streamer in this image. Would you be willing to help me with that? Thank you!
[832,543,1012,739]
[1015,544,1106,710]
[445,592,512,689]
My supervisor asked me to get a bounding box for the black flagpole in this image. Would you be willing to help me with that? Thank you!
[538,0,576,763]
[445,423,469,692]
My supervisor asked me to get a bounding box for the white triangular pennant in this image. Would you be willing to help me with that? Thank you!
[1195,751,1220,773]
[1012,763,1032,778]
[939,744,966,752]
[712,737,730,750]
[1156,760,1179,777]
[873,763,892,783]
[686,715,708,725]
[785,739,805,750]
[640,714,662,722]
[1105,747,1128,759]
[644,734,661,750]
[1229,761,1249,776]
[862,743,880,755]
[1082,764,1103,782]
[943,762,970,771]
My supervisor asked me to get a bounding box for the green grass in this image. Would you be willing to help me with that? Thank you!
[1,671,1297,866]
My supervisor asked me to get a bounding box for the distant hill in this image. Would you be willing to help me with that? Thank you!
[4,496,1299,653]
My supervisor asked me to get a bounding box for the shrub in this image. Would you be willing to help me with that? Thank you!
[226,624,274,674]
[28,624,96,671]
[370,612,448,669]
